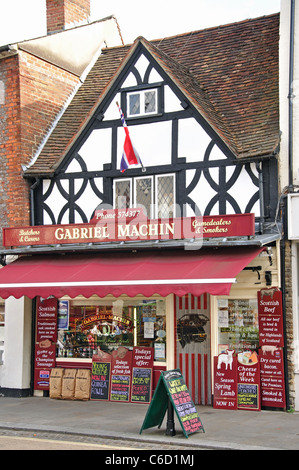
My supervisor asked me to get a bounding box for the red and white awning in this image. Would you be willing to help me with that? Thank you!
[0,247,262,299]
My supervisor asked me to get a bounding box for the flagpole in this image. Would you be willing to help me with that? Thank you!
[116,101,146,172]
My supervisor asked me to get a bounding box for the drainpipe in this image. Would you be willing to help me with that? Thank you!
[281,195,291,410]
[256,162,265,233]
[288,0,295,190]
[30,178,40,225]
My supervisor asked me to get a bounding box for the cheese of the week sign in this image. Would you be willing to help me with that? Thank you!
[2,211,255,247]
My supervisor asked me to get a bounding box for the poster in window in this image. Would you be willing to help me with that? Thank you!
[58,300,69,330]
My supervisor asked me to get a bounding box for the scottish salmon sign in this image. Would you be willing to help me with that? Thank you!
[3,211,255,247]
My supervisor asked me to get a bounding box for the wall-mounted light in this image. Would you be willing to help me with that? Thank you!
[265,271,272,286]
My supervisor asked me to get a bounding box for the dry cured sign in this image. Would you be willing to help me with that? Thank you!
[260,347,286,408]
[3,212,255,246]
[258,288,286,409]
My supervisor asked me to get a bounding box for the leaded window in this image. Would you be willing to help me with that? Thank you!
[127,88,158,117]
[114,174,175,218]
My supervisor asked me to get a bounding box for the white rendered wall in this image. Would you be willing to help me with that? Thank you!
[279,0,299,191]
[280,0,299,410]
[1,297,32,392]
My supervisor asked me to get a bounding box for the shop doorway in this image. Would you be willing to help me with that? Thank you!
[175,294,211,405]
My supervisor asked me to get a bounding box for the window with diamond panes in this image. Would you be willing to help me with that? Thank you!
[144,91,156,114]
[135,177,153,218]
[114,174,175,218]
[129,93,140,116]
[127,89,158,117]
[156,175,175,218]
[114,179,132,209]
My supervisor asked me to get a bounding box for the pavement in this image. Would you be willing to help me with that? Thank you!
[0,396,298,450]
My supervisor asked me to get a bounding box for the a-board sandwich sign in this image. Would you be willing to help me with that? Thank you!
[140,369,204,438]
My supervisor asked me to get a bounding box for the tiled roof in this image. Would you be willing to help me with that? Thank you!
[24,13,279,176]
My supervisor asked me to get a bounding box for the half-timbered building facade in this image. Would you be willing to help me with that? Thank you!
[0,8,289,409]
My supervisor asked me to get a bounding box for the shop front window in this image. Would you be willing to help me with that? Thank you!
[217,298,259,355]
[57,297,166,362]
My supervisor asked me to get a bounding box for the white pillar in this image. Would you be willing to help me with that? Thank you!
[1,297,32,394]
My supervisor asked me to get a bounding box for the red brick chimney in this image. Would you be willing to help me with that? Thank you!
[46,0,91,33]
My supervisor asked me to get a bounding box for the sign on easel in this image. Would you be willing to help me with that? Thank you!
[140,369,204,438]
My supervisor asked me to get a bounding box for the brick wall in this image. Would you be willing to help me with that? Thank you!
[0,54,27,234]
[0,51,80,242]
[284,240,295,408]
[19,50,79,164]
[46,0,90,33]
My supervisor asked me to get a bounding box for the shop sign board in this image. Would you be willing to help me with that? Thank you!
[260,348,286,408]
[140,369,204,438]
[258,288,286,409]
[34,297,58,390]
[131,347,154,404]
[213,353,238,409]
[90,355,112,401]
[258,288,284,348]
[3,212,255,247]
[237,351,260,410]
[91,347,154,403]
[110,347,132,402]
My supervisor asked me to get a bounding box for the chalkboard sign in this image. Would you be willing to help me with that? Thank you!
[237,351,260,410]
[110,348,132,402]
[140,369,204,438]
[237,383,259,410]
[131,368,152,403]
[90,361,111,400]
[131,347,154,404]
